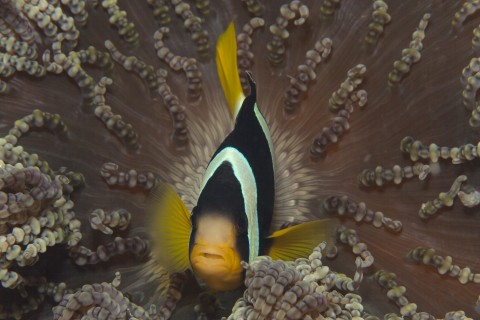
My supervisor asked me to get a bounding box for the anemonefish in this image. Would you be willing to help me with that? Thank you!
[149,22,335,291]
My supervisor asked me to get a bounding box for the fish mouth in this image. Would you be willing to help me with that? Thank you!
[199,252,225,260]
[190,243,243,291]
[190,244,235,276]
[191,245,228,265]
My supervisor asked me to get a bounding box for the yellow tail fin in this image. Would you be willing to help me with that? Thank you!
[267,219,337,261]
[216,22,245,119]
[148,183,192,273]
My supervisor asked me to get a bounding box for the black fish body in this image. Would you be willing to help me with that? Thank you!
[192,76,275,268]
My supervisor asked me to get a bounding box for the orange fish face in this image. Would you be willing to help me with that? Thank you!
[189,214,243,291]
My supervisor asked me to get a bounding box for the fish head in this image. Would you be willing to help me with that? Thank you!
[189,213,244,291]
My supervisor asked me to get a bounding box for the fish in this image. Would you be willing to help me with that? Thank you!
[148,22,335,292]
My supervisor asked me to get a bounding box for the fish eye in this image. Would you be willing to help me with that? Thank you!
[237,215,248,234]
[190,214,198,231]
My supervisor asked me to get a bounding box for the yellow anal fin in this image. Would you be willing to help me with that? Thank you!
[216,22,245,119]
[147,183,192,273]
[267,219,337,261]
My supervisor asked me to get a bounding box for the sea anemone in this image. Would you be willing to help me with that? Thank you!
[0,0,479,319]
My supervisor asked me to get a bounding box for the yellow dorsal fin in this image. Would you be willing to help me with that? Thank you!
[267,219,337,261]
[148,183,192,273]
[216,22,245,119]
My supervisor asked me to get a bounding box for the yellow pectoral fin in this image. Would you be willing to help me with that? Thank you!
[267,219,337,261]
[147,183,192,273]
[216,22,245,119]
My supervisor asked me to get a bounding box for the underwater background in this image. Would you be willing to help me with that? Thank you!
[0,0,479,319]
